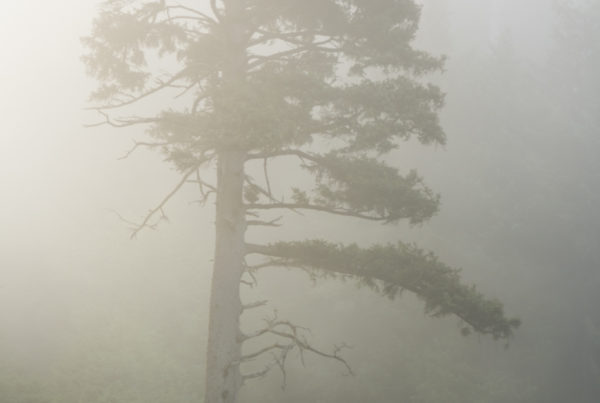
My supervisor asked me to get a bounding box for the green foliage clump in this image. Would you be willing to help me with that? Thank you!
[254,240,520,340]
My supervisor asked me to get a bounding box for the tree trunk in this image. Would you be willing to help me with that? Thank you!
[204,149,246,403]
[205,2,248,402]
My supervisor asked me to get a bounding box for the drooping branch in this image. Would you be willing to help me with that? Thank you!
[246,241,521,340]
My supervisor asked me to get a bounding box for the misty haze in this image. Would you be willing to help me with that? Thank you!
[0,1,598,402]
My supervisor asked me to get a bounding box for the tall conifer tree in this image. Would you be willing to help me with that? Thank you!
[83,1,519,402]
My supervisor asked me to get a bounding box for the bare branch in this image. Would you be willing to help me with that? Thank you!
[245,202,388,221]
[245,243,273,256]
[241,261,259,287]
[210,0,223,22]
[241,323,273,341]
[106,209,142,229]
[118,140,169,160]
[87,69,189,110]
[246,149,320,164]
[263,158,273,197]
[273,345,292,389]
[251,29,315,43]
[161,15,207,23]
[241,343,291,362]
[84,111,158,129]
[248,36,335,71]
[269,329,353,375]
[164,5,218,25]
[241,312,353,378]
[252,29,335,48]
[241,364,274,384]
[247,47,313,69]
[246,216,283,227]
[241,250,329,287]
[173,81,197,99]
[244,258,289,271]
[242,300,269,311]
[187,169,217,206]
[191,170,217,191]
[129,164,206,239]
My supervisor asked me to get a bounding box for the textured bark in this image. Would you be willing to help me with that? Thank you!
[204,149,246,403]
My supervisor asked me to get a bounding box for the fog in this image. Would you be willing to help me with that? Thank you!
[1,1,599,402]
